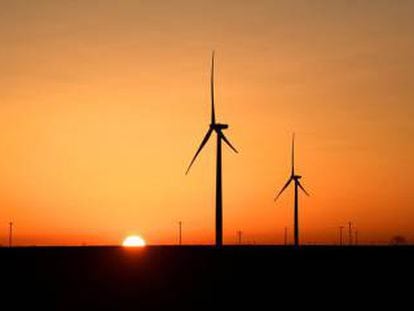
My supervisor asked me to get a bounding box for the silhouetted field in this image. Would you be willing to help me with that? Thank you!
[2,246,413,309]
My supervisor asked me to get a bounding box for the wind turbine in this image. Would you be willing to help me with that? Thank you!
[274,134,309,247]
[185,52,238,247]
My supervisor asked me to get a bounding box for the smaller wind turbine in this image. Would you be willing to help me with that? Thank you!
[274,134,309,247]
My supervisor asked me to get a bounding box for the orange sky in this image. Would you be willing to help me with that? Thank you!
[1,1,414,246]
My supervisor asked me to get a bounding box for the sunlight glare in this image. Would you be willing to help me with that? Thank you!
[122,235,146,247]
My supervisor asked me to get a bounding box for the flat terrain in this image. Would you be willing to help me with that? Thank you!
[2,246,413,309]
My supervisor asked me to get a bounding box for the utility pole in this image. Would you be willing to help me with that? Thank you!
[178,221,182,245]
[284,227,288,246]
[348,222,352,246]
[355,230,358,246]
[9,222,13,248]
[339,226,344,246]
[237,230,242,245]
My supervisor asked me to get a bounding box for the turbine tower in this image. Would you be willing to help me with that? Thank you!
[186,52,238,247]
[274,134,309,247]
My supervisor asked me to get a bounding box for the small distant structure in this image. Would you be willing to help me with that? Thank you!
[178,221,182,246]
[9,222,13,248]
[339,226,344,246]
[390,235,407,245]
[348,222,353,245]
[284,227,288,246]
[354,230,358,246]
[237,230,242,245]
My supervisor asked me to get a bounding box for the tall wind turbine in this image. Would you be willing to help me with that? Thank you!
[185,52,238,247]
[274,134,309,247]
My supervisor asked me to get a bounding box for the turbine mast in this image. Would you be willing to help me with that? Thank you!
[294,180,299,247]
[291,133,295,176]
[211,51,216,125]
[216,133,223,247]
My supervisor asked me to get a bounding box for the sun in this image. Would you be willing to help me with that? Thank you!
[122,235,146,247]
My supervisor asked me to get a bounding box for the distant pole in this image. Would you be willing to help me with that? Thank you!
[178,221,182,245]
[355,230,358,246]
[339,226,344,246]
[284,227,288,246]
[9,222,13,248]
[348,222,352,246]
[237,230,242,245]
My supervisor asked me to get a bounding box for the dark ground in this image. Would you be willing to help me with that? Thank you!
[1,245,413,309]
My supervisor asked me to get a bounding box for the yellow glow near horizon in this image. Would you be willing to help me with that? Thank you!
[122,235,146,247]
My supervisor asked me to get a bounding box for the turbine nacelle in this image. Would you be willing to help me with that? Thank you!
[211,123,229,131]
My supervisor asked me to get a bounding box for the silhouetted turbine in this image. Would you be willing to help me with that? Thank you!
[185,52,238,247]
[274,134,309,247]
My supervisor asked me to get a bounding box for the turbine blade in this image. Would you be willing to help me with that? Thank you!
[291,133,295,176]
[297,181,310,196]
[274,178,292,202]
[220,132,238,153]
[185,128,213,175]
[211,51,216,125]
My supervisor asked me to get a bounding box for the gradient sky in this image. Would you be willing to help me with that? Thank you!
[1,0,414,245]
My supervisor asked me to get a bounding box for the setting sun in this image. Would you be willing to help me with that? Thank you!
[122,235,146,247]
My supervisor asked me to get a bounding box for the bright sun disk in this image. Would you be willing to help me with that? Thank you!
[122,235,146,247]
